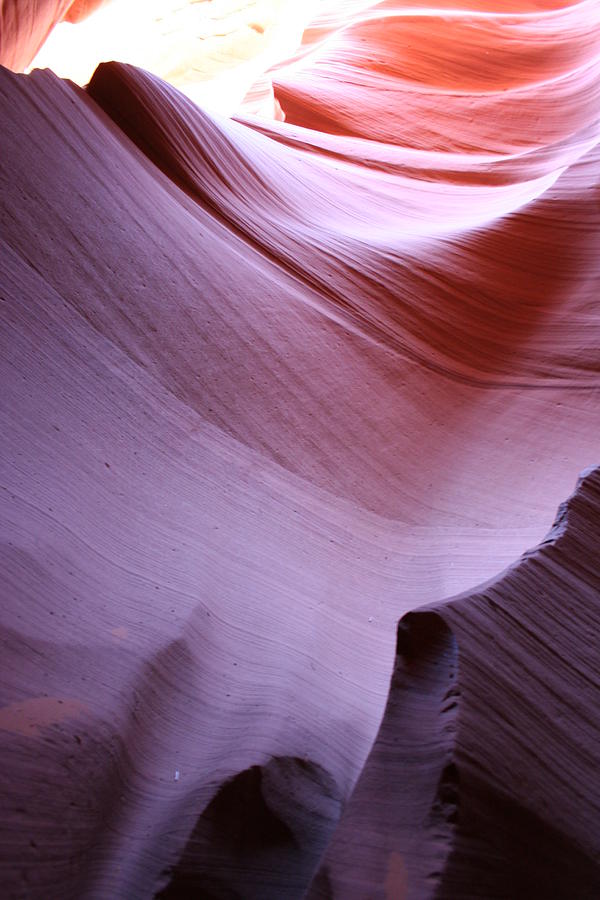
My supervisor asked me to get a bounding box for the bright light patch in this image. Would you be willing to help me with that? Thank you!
[28,0,317,116]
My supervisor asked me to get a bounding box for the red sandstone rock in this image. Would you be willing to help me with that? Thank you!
[0,0,71,69]
[310,467,600,898]
[1,1,599,897]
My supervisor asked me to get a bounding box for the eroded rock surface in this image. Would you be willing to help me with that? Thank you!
[1,1,599,897]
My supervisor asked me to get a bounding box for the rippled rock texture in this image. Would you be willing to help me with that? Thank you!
[311,467,600,899]
[1,1,599,897]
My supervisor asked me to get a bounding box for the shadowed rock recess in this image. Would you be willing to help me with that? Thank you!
[1,1,600,898]
[311,467,600,899]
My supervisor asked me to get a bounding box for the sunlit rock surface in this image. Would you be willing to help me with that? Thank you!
[24,0,315,115]
[1,1,599,897]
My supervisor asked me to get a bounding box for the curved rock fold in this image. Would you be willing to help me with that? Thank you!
[1,1,600,897]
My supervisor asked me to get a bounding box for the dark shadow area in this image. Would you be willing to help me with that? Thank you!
[436,774,600,900]
[156,756,343,899]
